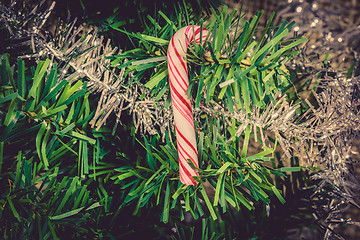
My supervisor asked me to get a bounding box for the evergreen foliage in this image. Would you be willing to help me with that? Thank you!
[1,0,359,239]
[0,54,101,238]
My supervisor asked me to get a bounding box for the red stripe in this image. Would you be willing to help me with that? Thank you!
[175,125,198,156]
[179,158,197,185]
[172,97,193,125]
[179,167,190,184]
[168,59,188,91]
[194,27,201,37]
[169,79,192,112]
[171,93,194,126]
[178,141,198,167]
[168,59,187,92]
[185,26,194,43]
[185,26,192,37]
[185,26,201,43]
[178,148,192,166]
[171,37,187,71]
[169,91,191,119]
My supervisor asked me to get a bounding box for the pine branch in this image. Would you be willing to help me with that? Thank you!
[0,1,151,133]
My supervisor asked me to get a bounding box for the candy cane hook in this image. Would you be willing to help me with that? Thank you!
[167,25,209,185]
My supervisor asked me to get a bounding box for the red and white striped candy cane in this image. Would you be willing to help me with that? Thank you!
[167,25,209,185]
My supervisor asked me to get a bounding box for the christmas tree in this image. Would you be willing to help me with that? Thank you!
[1,0,359,239]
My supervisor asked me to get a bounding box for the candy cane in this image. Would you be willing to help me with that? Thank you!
[167,25,209,185]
